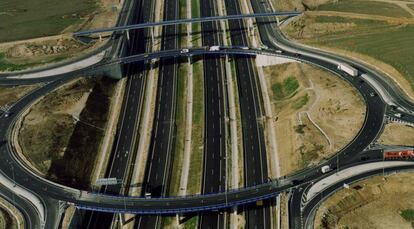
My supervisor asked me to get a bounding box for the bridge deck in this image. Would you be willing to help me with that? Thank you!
[73,12,300,36]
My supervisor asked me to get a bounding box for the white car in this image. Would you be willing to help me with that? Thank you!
[180,48,189,54]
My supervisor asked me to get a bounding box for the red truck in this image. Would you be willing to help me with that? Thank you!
[384,150,414,160]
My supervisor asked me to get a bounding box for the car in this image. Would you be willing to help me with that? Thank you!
[145,192,151,199]
[180,48,189,54]
[209,46,220,51]
[321,165,332,173]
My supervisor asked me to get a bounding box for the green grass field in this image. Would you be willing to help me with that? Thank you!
[286,15,414,91]
[0,0,97,42]
[317,0,412,18]
[309,18,414,91]
[0,52,67,71]
[271,76,299,100]
[293,93,309,110]
[400,209,414,221]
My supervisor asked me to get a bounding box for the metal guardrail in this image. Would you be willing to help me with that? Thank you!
[75,192,279,214]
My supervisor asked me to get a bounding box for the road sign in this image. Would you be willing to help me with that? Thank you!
[96,178,118,186]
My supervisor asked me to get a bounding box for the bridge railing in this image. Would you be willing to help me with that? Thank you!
[73,12,301,36]
[76,192,280,214]
[84,178,286,200]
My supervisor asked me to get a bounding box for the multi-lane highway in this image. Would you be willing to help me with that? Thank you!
[76,0,152,227]
[2,1,414,228]
[224,0,271,228]
[199,0,227,228]
[134,0,179,227]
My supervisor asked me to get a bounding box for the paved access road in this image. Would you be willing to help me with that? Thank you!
[249,1,414,228]
[2,3,414,229]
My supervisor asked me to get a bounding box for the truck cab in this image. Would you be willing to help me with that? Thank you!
[321,165,332,174]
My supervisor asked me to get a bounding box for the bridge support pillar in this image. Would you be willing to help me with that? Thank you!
[276,17,280,26]
[126,30,130,41]
[176,214,180,226]
[88,62,123,79]
[151,28,155,47]
[118,213,125,227]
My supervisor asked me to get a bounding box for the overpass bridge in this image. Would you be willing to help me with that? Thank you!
[86,46,289,79]
[73,12,301,37]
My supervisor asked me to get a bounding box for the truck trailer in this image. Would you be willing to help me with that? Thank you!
[337,63,358,77]
[384,150,414,160]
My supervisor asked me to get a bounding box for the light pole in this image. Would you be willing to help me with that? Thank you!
[336,154,339,174]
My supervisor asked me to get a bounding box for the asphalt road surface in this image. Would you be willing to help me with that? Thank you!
[134,0,179,227]
[224,0,271,228]
[198,0,227,228]
[76,0,150,227]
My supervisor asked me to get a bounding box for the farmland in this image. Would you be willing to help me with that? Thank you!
[284,13,414,93]
[0,0,97,42]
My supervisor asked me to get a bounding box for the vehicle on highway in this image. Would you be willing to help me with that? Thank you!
[321,165,332,174]
[337,63,358,77]
[209,46,220,51]
[180,48,189,54]
[145,192,151,199]
[384,150,414,160]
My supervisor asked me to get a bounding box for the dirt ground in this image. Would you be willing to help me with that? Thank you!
[263,62,365,175]
[314,172,414,229]
[0,0,121,72]
[18,77,117,189]
[282,9,414,102]
[271,0,330,11]
[0,85,38,107]
[377,123,414,146]
[19,78,94,175]
[0,197,21,229]
[73,0,121,31]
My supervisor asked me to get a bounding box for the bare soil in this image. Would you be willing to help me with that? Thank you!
[314,172,414,229]
[0,0,121,72]
[282,11,414,101]
[0,85,38,107]
[377,123,414,146]
[18,77,117,189]
[271,0,330,11]
[264,62,365,176]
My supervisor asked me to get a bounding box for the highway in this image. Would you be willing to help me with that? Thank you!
[134,0,179,227]
[0,184,41,229]
[199,0,227,228]
[2,2,414,228]
[249,1,414,228]
[76,0,151,227]
[223,0,270,228]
